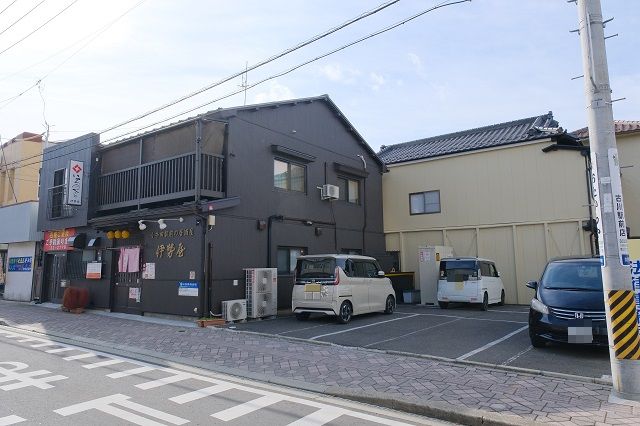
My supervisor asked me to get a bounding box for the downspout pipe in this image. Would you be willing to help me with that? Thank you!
[357,155,367,254]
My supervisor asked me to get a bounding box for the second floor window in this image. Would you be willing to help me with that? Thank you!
[410,190,441,215]
[338,177,359,204]
[274,159,305,192]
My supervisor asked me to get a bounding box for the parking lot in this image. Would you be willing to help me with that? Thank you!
[231,304,611,379]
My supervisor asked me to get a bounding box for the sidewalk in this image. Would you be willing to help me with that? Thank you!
[1,300,638,425]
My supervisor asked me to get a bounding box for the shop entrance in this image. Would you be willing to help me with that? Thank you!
[44,253,66,302]
[110,239,143,314]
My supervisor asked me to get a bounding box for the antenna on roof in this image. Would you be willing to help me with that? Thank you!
[239,61,249,106]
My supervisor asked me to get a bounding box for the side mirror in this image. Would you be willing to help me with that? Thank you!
[526,281,538,289]
[377,271,386,278]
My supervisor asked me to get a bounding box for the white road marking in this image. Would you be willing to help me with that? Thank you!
[456,325,529,360]
[212,394,284,421]
[170,383,232,404]
[309,314,419,340]
[30,342,57,348]
[396,311,526,324]
[487,309,529,314]
[288,408,346,426]
[0,415,26,425]
[117,398,189,425]
[83,359,124,370]
[502,345,533,366]
[278,323,332,335]
[107,366,155,379]
[136,370,193,390]
[63,352,97,361]
[45,347,76,354]
[0,362,67,390]
[363,318,461,348]
[16,337,42,343]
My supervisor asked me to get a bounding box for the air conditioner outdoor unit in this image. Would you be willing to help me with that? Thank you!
[320,184,339,200]
[222,299,247,322]
[245,268,278,318]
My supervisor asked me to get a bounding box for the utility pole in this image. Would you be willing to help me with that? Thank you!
[576,0,640,402]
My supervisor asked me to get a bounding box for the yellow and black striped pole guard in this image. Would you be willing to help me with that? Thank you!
[608,290,640,360]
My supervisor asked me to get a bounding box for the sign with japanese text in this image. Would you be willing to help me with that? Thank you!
[44,228,76,252]
[8,257,32,272]
[86,262,102,279]
[178,281,198,297]
[142,263,155,280]
[150,228,194,239]
[66,160,84,206]
[628,239,640,331]
[155,242,186,259]
[608,149,629,265]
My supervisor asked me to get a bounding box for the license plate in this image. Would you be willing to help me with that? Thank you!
[455,282,464,291]
[305,284,321,292]
[568,319,593,344]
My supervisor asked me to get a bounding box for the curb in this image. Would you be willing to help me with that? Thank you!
[2,320,533,426]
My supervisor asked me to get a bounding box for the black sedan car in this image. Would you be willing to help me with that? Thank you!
[528,257,608,347]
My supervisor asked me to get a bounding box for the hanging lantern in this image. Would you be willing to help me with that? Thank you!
[106,231,115,240]
[121,230,130,239]
[114,230,122,239]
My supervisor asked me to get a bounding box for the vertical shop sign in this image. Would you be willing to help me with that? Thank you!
[628,239,640,331]
[66,160,84,206]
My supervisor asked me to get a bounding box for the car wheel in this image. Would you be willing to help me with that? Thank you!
[337,301,353,324]
[480,292,489,311]
[529,328,546,348]
[384,295,395,314]
[438,301,449,309]
[498,290,505,306]
[295,312,310,321]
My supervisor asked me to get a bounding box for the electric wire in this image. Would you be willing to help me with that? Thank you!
[0,0,20,18]
[0,0,79,57]
[3,0,469,171]
[0,0,45,38]
[0,0,146,109]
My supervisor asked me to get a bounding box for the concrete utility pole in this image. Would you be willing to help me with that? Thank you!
[576,0,640,402]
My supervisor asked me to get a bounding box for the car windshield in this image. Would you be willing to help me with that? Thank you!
[541,262,603,291]
[441,260,477,282]
[295,258,336,279]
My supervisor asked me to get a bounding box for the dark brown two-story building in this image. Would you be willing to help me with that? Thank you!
[36,95,388,317]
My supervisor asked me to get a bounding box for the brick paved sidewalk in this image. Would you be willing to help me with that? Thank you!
[1,300,638,425]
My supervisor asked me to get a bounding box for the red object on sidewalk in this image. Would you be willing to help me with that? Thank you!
[62,287,89,312]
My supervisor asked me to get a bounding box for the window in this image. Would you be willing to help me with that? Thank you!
[277,247,305,274]
[337,177,359,204]
[410,190,440,215]
[50,168,67,219]
[274,159,305,192]
[480,262,492,277]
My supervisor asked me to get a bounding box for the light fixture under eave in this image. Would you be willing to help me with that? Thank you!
[158,219,167,230]
[138,220,147,231]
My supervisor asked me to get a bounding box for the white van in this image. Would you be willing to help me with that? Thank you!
[291,254,396,324]
[437,257,505,311]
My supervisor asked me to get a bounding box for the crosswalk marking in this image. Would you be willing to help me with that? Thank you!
[169,383,232,404]
[63,352,96,361]
[212,394,284,421]
[288,408,346,426]
[83,359,124,370]
[46,347,76,354]
[0,415,26,425]
[107,366,155,379]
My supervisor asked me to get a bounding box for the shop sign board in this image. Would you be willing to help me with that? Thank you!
[142,263,155,280]
[8,257,32,272]
[44,229,76,252]
[178,282,198,297]
[628,239,640,330]
[66,160,84,206]
[86,262,102,279]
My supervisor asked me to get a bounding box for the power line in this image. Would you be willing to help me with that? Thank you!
[0,0,20,17]
[97,0,402,134]
[0,0,46,38]
[0,0,79,57]
[0,0,146,110]
[3,0,470,172]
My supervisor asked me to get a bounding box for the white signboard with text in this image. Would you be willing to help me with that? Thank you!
[66,160,84,206]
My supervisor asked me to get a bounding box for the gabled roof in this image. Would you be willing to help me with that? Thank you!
[378,112,570,165]
[106,95,384,168]
[572,120,640,139]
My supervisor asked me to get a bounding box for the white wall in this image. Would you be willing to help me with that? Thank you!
[4,241,36,301]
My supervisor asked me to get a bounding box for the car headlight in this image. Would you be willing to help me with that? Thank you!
[531,298,549,315]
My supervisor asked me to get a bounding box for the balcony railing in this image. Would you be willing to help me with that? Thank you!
[97,152,224,210]
[47,185,76,219]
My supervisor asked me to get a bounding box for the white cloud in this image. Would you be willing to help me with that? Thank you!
[407,52,428,79]
[369,72,385,91]
[318,63,361,84]
[252,81,295,103]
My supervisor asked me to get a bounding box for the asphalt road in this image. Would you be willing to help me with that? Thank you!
[231,304,611,379]
[0,329,444,426]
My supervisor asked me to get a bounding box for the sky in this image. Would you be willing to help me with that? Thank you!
[0,0,638,152]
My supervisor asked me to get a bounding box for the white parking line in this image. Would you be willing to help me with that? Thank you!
[63,352,97,361]
[46,347,76,354]
[363,318,461,348]
[107,366,155,379]
[0,415,26,425]
[502,345,533,366]
[212,394,284,421]
[396,311,526,324]
[170,383,232,404]
[83,359,124,370]
[456,325,529,360]
[487,309,529,314]
[277,323,332,335]
[309,315,419,341]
